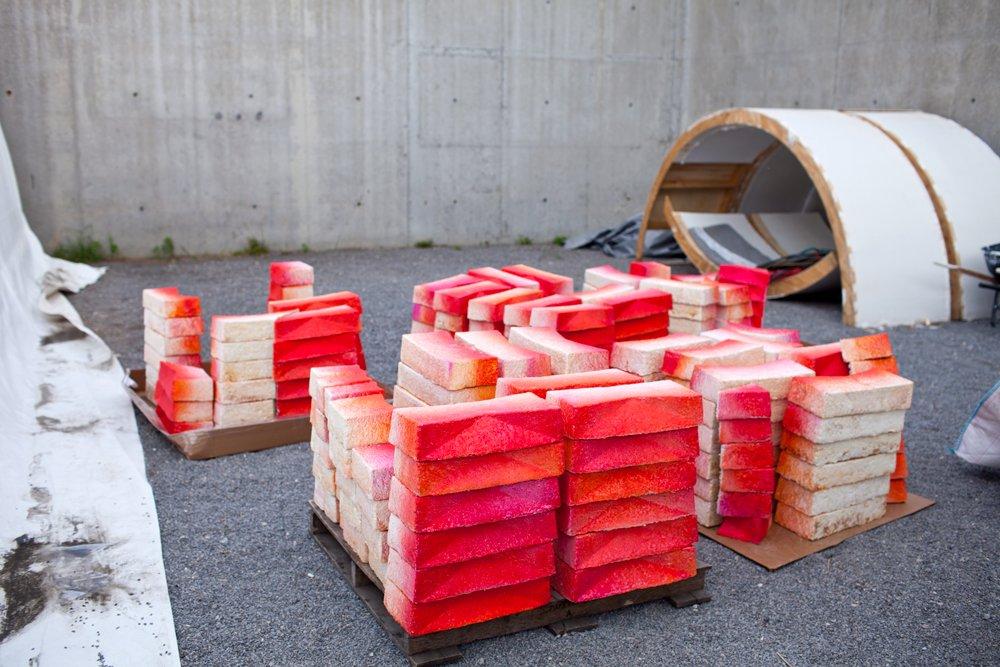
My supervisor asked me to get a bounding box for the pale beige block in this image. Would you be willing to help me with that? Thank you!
[691,360,816,401]
[210,338,273,362]
[785,406,906,443]
[781,431,901,466]
[777,451,896,490]
[167,401,213,422]
[695,474,719,501]
[329,440,352,477]
[695,495,723,527]
[213,399,274,427]
[143,344,201,368]
[145,364,159,398]
[640,277,718,306]
[641,372,668,382]
[787,371,914,418]
[367,545,387,583]
[396,362,495,405]
[320,490,339,523]
[775,476,889,516]
[212,358,273,382]
[668,317,713,335]
[775,497,886,541]
[144,310,203,337]
[610,334,712,376]
[211,313,280,342]
[670,303,718,321]
[392,385,428,408]
[342,523,369,563]
[507,327,609,375]
[698,423,720,454]
[215,378,276,404]
[361,519,388,563]
[696,450,719,479]
[310,428,333,468]
[280,284,313,300]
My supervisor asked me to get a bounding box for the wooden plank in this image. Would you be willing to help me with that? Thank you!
[662,163,748,190]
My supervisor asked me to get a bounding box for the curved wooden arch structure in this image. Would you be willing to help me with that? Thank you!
[637,107,984,328]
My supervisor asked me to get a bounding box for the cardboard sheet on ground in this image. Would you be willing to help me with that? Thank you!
[700,494,934,570]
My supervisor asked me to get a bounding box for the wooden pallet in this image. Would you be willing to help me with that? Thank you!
[309,503,711,667]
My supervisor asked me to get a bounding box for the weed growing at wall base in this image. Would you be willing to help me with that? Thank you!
[235,237,269,256]
[414,239,434,248]
[553,235,567,246]
[52,230,107,264]
[152,236,175,259]
[516,236,532,245]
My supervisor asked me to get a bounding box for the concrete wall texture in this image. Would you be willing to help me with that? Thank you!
[1,0,997,257]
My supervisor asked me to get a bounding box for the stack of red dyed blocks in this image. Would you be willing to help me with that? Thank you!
[154,361,213,433]
[142,287,202,398]
[466,285,543,333]
[210,313,279,427]
[269,261,313,302]
[638,276,718,334]
[592,288,672,342]
[384,394,564,635]
[411,274,476,334]
[661,339,766,389]
[717,264,771,327]
[529,302,616,351]
[394,331,499,408]
[714,385,775,543]
[502,293,580,335]
[546,381,700,602]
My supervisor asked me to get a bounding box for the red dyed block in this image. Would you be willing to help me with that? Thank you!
[840,332,893,362]
[388,512,557,568]
[154,389,211,423]
[411,303,437,325]
[389,477,560,532]
[275,378,310,400]
[273,333,358,363]
[389,393,561,461]
[383,577,551,636]
[557,490,694,536]
[561,461,695,506]
[352,443,395,501]
[412,274,479,308]
[268,291,362,314]
[142,287,201,318]
[387,542,554,603]
[629,260,672,279]
[593,288,672,321]
[723,322,799,345]
[394,441,564,496]
[557,516,697,568]
[502,294,582,327]
[564,428,697,473]
[560,326,616,351]
[716,491,772,518]
[850,357,900,374]
[310,364,370,397]
[718,418,772,443]
[716,516,771,544]
[433,310,467,332]
[720,468,775,493]
[613,313,669,341]
[496,368,641,398]
[749,300,765,327]
[717,384,771,420]
[156,361,212,402]
[466,287,544,322]
[274,305,359,342]
[275,350,361,381]
[717,264,771,291]
[467,266,541,290]
[502,264,575,295]
[529,304,613,331]
[276,397,310,417]
[548,380,701,439]
[553,547,696,603]
[719,441,773,470]
[887,478,907,503]
[433,280,507,315]
[270,260,313,286]
[399,330,498,390]
[155,405,211,434]
[783,343,849,376]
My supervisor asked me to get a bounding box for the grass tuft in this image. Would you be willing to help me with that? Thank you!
[235,237,269,256]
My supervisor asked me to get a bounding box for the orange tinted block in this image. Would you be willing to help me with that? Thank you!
[561,461,696,506]
[553,547,696,603]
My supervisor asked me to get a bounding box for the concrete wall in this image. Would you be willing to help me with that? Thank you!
[0,0,996,257]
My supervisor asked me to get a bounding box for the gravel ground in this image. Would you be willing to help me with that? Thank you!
[69,245,1000,666]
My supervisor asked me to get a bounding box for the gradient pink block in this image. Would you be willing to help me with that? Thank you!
[496,368,641,398]
[716,282,751,306]
[557,490,694,536]
[383,577,551,636]
[561,461,696,506]
[156,361,213,402]
[557,516,697,568]
[609,333,713,376]
[594,288,672,321]
[690,359,815,401]
[387,542,554,603]
[629,261,672,279]
[719,418,772,443]
[720,441,773,470]
[614,313,670,341]
[529,304,614,331]
[786,370,913,418]
[502,294,582,327]
[393,441,564,496]
[267,290,363,314]
[782,342,849,376]
[717,490,772,517]
[388,511,557,568]
[273,305,359,342]
[326,394,393,448]
[717,264,771,290]
[575,284,636,303]
[275,378,309,400]
[560,326,616,351]
[553,547,696,603]
[388,477,560,532]
[399,330,499,390]
[564,427,698,473]
[717,516,771,543]
[455,330,551,378]
[142,287,201,318]
[269,260,313,286]
[467,319,503,332]
[720,468,775,493]
[717,384,771,419]
[548,380,701,439]
[850,357,899,374]
[466,287,544,322]
[433,310,467,332]
[273,333,357,363]
[840,332,893,361]
[501,264,574,295]
[155,405,211,434]
[351,443,394,501]
[275,396,310,417]
[724,322,800,344]
[412,274,478,307]
[507,327,610,375]
[411,303,436,325]
[389,393,562,461]
[145,311,203,337]
[467,266,541,290]
[661,339,765,380]
[305,364,369,396]
[432,280,507,315]
[584,264,642,288]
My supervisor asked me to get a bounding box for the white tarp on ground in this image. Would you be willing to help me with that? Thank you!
[0,121,179,662]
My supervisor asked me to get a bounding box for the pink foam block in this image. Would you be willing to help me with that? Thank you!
[564,428,698,473]
[507,327,609,375]
[432,281,507,315]
[575,284,636,303]
[387,542,554,603]
[553,547,696,603]
[724,322,799,344]
[142,287,201,318]
[350,443,394,501]
[275,396,310,417]
[502,294,582,327]
[561,461,696,506]
[496,368,641,398]
[273,333,358,363]
[388,477,560,532]
[716,516,771,544]
[717,264,771,290]
[310,364,371,399]
[399,331,499,390]
[389,392,561,461]
[269,260,313,287]
[781,342,849,376]
[501,264,574,295]
[557,516,697,569]
[560,326,616,351]
[466,287,544,322]
[717,384,771,419]
[388,511,556,568]
[433,310,467,332]
[267,291,363,314]
[548,380,701,439]
[720,468,775,493]
[454,330,551,378]
[690,359,815,401]
[629,261,672,279]
[661,340,766,380]
[716,491,772,517]
[412,274,479,307]
[393,441,564,496]
[155,405,211,434]
[467,266,541,290]
[614,313,670,341]
[276,350,362,382]
[840,332,894,362]
[156,361,213,402]
[719,418,772,443]
[274,305,360,342]
[720,441,773,470]
[584,264,642,289]
[411,303,436,326]
[529,304,614,331]
[593,288,672,322]
[383,577,551,636]
[557,490,694,536]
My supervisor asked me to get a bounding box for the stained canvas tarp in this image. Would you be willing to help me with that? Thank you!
[0,121,179,662]
[953,380,1000,469]
[565,215,684,259]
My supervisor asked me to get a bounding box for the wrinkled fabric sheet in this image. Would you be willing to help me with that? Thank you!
[564,215,684,259]
[953,379,1000,469]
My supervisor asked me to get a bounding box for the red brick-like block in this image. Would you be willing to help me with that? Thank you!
[155,405,211,434]
[277,350,361,382]
[719,418,772,444]
[725,322,800,344]
[275,396,310,417]
[529,304,613,331]
[629,260,672,279]
[411,302,436,326]
[352,443,395,501]
[553,547,696,603]
[467,266,541,290]
[399,330,499,391]
[717,491,772,517]
[156,361,213,402]
[564,428,697,473]
[662,339,765,380]
[322,380,382,405]
[502,294,582,327]
[412,274,478,307]
[557,516,697,569]
[593,288,672,322]
[720,468,775,493]
[309,364,370,398]
[716,516,771,544]
[274,305,359,342]
[502,264,574,295]
[717,264,770,291]
[840,332,893,362]
[496,368,641,398]
[142,286,201,318]
[387,542,554,603]
[267,290,362,314]
[720,441,773,470]
[275,378,310,401]
[561,461,695,506]
[269,260,313,287]
[466,287,544,322]
[717,384,771,420]
[433,280,507,315]
[154,390,211,423]
[557,490,694,536]
[273,333,358,363]
[393,441,564,496]
[614,313,670,341]
[388,512,557,568]
[783,342,849,376]
[584,265,642,288]
[560,326,616,351]
[548,380,702,439]
[389,477,560,532]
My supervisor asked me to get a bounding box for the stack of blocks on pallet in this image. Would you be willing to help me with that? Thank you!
[714,385,775,543]
[610,333,712,381]
[529,302,616,351]
[775,370,914,540]
[394,331,499,408]
[591,288,673,342]
[547,381,700,602]
[269,261,314,301]
[690,360,816,527]
[142,287,202,398]
[717,264,771,328]
[210,313,280,426]
[154,361,213,433]
[384,394,565,635]
[638,277,720,335]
